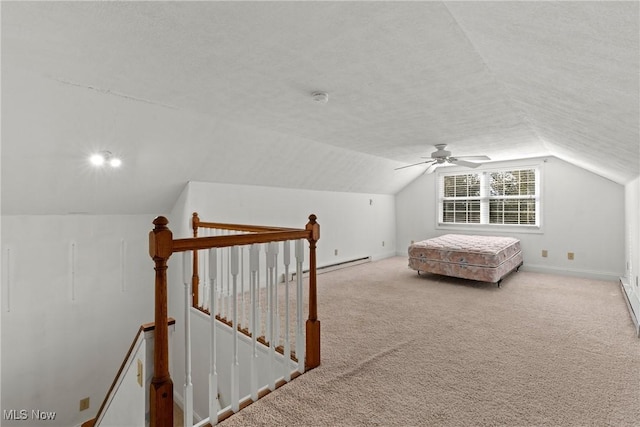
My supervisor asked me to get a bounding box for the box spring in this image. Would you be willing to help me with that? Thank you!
[408,234,523,284]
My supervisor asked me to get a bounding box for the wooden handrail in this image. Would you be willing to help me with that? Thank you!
[198,221,302,233]
[173,230,311,252]
[192,212,302,233]
[150,213,320,426]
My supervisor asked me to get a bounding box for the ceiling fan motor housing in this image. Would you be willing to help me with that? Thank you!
[394,143,489,171]
[432,144,451,159]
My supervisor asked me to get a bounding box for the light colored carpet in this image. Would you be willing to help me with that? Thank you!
[219,256,640,427]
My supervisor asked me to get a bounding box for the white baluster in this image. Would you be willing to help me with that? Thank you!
[208,248,219,425]
[202,249,210,312]
[197,248,202,311]
[295,239,305,373]
[222,234,228,321]
[283,240,291,381]
[267,242,276,391]
[265,243,271,344]
[201,231,209,311]
[230,246,240,412]
[216,230,222,318]
[227,232,232,323]
[183,252,193,427]
[249,244,259,401]
[217,230,223,320]
[206,249,211,311]
[257,246,262,341]
[241,246,246,332]
[219,234,225,320]
[273,242,280,351]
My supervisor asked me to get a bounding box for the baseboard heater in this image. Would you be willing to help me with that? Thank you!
[619,277,640,338]
[288,256,371,281]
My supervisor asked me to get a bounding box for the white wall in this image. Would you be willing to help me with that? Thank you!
[1,215,157,427]
[181,181,397,265]
[624,177,640,319]
[167,181,397,410]
[396,157,625,280]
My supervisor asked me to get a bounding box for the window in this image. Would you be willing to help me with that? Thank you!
[438,167,540,227]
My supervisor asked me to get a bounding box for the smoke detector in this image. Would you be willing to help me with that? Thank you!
[311,91,329,104]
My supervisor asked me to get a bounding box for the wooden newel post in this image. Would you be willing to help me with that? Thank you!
[191,212,200,307]
[305,214,321,369]
[149,216,174,427]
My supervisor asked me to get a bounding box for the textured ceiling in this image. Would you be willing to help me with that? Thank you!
[2,1,638,215]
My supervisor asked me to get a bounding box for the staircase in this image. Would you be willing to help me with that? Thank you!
[81,320,176,427]
[86,213,321,427]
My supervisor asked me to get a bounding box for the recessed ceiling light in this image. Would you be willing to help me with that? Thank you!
[90,153,106,166]
[89,151,122,168]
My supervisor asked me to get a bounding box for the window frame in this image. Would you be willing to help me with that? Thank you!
[435,160,543,234]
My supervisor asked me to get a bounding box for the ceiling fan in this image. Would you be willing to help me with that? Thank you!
[395,144,491,173]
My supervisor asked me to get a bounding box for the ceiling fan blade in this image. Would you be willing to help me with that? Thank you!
[449,158,481,168]
[424,162,438,174]
[395,160,436,170]
[455,155,491,161]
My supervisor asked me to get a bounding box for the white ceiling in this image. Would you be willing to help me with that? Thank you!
[2,1,638,215]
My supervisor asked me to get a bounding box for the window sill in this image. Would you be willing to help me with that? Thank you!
[436,223,543,235]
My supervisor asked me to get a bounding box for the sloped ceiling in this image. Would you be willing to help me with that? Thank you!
[1,1,638,215]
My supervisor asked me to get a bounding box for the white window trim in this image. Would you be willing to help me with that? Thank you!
[435,159,545,235]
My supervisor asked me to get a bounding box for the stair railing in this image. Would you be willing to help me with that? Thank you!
[148,214,320,427]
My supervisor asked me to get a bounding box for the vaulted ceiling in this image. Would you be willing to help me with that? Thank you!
[2,1,638,215]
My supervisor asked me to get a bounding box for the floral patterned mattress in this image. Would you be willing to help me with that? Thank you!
[408,234,523,283]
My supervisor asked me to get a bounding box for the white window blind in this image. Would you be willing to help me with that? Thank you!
[439,167,540,227]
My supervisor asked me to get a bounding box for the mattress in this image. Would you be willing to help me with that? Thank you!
[408,234,523,283]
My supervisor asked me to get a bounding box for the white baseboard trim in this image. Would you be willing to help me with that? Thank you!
[522,263,621,282]
[394,253,620,282]
[371,251,398,262]
[289,256,372,281]
[619,277,640,337]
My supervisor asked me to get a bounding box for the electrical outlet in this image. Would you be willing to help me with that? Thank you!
[334,249,338,256]
[541,250,548,258]
[567,252,574,260]
[382,241,385,247]
[79,397,90,411]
